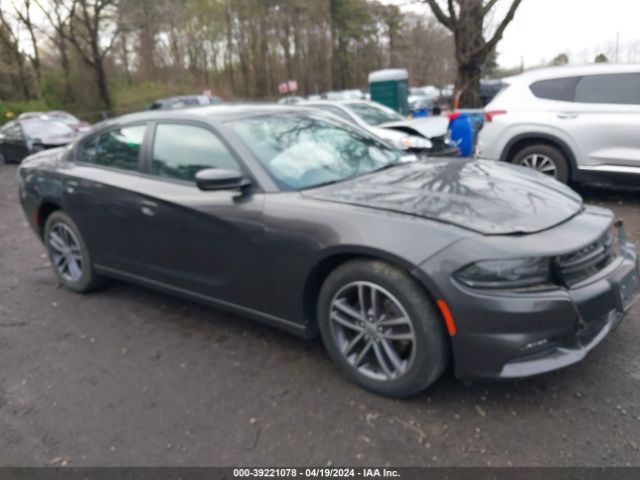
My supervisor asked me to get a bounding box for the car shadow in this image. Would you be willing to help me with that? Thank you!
[100,276,617,407]
[575,182,640,205]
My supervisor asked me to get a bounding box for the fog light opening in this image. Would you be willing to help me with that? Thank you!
[515,338,558,359]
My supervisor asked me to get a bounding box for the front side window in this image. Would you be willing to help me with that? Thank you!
[574,73,640,105]
[346,102,405,126]
[79,124,146,170]
[228,113,402,190]
[151,123,240,182]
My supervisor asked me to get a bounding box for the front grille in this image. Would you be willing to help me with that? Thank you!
[556,229,618,286]
[429,135,448,152]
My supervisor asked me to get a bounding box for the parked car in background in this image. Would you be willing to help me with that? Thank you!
[17,112,44,121]
[408,96,435,116]
[326,90,365,101]
[477,64,640,184]
[479,79,507,106]
[18,111,91,132]
[299,100,459,157]
[410,86,440,103]
[150,94,223,110]
[408,88,433,114]
[278,96,305,105]
[46,111,92,132]
[0,117,79,164]
[17,105,639,397]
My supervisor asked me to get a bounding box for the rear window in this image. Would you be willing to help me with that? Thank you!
[529,77,579,101]
[79,124,146,171]
[574,73,640,105]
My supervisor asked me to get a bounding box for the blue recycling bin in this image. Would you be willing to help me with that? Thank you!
[449,113,474,157]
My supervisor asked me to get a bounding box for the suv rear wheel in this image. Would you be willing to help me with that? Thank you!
[511,144,569,183]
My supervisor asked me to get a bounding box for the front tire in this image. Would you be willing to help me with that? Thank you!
[511,144,570,183]
[317,260,449,398]
[44,211,102,293]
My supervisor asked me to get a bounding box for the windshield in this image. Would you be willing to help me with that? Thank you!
[48,112,80,125]
[346,102,405,126]
[228,113,403,190]
[21,120,75,138]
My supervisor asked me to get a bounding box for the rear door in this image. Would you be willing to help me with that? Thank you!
[64,123,149,271]
[552,72,640,169]
[130,121,268,312]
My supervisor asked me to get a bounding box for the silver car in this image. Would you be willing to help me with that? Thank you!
[477,64,640,183]
[298,100,460,157]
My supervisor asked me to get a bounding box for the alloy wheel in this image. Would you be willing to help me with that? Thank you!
[48,222,84,283]
[519,153,558,177]
[329,281,416,381]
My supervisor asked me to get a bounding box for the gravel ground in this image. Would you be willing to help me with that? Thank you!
[1,163,639,467]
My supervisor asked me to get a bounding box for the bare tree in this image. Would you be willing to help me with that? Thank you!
[35,0,75,101]
[13,0,41,89]
[425,0,523,107]
[60,0,120,109]
[0,7,33,99]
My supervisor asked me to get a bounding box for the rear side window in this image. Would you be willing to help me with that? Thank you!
[79,124,146,170]
[574,73,640,105]
[151,123,240,182]
[529,77,579,101]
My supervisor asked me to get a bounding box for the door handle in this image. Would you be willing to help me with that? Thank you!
[557,112,579,119]
[141,206,156,217]
[140,200,157,217]
[65,180,79,194]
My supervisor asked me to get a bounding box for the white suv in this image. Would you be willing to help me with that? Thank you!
[477,64,640,183]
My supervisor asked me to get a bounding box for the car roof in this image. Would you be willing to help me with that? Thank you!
[101,104,312,127]
[505,63,640,84]
[297,100,370,108]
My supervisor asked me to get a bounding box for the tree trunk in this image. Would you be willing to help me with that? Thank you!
[456,62,482,108]
[95,61,112,110]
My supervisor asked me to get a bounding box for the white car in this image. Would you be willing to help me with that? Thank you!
[298,100,460,157]
[477,64,640,183]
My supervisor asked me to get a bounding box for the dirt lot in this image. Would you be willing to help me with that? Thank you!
[1,162,639,467]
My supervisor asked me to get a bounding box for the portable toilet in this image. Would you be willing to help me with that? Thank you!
[368,69,409,116]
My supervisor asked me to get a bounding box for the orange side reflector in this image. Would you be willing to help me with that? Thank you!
[437,300,457,337]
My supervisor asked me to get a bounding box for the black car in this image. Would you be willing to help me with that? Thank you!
[150,95,223,110]
[0,118,78,164]
[17,105,639,397]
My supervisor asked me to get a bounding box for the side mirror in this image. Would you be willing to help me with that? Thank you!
[195,168,251,191]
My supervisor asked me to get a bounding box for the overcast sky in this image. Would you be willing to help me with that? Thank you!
[384,0,640,68]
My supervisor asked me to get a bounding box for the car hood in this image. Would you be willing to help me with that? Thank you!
[379,116,449,139]
[303,159,583,235]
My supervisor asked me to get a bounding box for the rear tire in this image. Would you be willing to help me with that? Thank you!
[317,259,449,398]
[44,211,102,293]
[511,144,570,183]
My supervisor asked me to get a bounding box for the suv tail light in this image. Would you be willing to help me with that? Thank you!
[484,110,507,122]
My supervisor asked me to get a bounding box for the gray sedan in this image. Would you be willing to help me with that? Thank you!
[17,105,639,397]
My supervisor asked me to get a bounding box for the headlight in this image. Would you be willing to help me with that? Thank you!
[454,257,555,290]
[394,136,433,151]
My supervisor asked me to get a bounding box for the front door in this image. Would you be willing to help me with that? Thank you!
[130,122,269,313]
